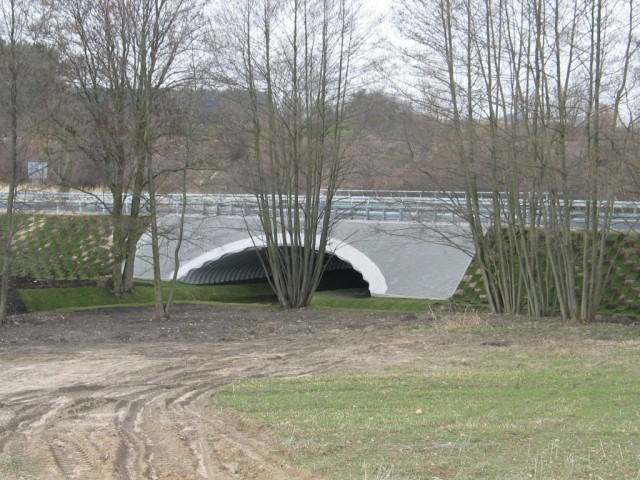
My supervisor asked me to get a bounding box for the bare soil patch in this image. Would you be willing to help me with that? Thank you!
[0,304,633,479]
[1,305,445,479]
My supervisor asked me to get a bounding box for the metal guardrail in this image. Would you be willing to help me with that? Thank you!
[1,190,639,230]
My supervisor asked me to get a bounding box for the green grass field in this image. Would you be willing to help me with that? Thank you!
[310,292,436,312]
[215,319,640,479]
[18,281,277,312]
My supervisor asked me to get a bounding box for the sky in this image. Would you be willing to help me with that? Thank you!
[363,0,392,14]
[362,0,394,30]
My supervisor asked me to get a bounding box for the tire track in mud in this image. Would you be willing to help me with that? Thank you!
[0,306,420,479]
[0,336,363,479]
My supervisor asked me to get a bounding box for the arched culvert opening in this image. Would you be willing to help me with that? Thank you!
[316,254,369,295]
[181,248,369,295]
[175,237,387,296]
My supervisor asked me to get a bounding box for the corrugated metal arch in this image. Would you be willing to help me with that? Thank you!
[173,236,388,295]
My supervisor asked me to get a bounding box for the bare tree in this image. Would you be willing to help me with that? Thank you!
[0,0,48,324]
[0,0,22,325]
[162,85,210,316]
[44,0,207,304]
[44,0,143,295]
[217,0,365,308]
[127,0,208,319]
[395,0,637,322]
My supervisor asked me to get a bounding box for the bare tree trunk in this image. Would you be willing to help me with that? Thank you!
[122,165,146,294]
[1,0,26,324]
[0,39,18,323]
[147,167,166,320]
[164,162,189,315]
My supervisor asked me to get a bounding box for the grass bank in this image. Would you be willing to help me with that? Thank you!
[215,318,640,479]
[19,284,440,314]
[310,291,436,312]
[19,282,277,313]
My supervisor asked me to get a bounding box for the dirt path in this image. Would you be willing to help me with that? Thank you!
[0,305,446,479]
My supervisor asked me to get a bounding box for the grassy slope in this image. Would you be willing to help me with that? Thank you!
[215,318,640,479]
[19,282,277,312]
[453,231,640,317]
[2,214,115,279]
[310,293,436,312]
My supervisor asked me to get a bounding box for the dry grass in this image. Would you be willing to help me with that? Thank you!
[432,308,487,331]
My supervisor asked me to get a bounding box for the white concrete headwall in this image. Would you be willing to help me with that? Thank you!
[134,215,475,300]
